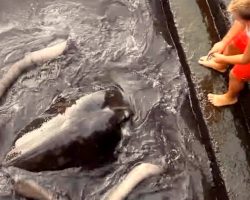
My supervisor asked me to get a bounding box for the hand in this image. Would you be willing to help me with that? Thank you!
[213,53,227,63]
[208,41,226,55]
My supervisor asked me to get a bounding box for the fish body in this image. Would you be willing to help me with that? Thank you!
[103,163,163,200]
[3,88,131,171]
[0,41,67,99]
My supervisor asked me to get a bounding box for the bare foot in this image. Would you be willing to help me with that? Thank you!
[207,93,238,107]
[198,56,227,73]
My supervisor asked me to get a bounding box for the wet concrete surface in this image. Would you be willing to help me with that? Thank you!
[210,0,250,134]
[161,0,250,199]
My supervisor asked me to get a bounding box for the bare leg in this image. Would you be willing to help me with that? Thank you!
[207,70,244,106]
[198,43,242,72]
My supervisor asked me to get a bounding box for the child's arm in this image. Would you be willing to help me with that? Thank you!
[209,20,245,55]
[221,20,245,45]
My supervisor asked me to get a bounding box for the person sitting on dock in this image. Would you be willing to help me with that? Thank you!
[199,0,250,107]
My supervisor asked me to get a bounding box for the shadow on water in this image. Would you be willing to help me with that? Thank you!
[0,0,222,199]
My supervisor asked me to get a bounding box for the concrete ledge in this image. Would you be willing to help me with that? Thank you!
[160,0,250,199]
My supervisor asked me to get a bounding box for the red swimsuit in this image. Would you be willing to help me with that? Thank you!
[231,29,250,80]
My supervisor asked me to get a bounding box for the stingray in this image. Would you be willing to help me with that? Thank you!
[2,88,132,172]
[0,42,162,200]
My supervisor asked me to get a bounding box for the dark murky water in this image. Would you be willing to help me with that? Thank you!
[0,0,213,199]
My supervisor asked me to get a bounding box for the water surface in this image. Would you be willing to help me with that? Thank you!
[0,0,213,199]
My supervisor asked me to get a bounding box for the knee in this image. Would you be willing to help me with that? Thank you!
[230,69,245,83]
[229,70,238,80]
[225,42,236,52]
[229,70,235,78]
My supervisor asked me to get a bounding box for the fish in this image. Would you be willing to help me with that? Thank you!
[103,163,163,200]
[0,41,67,99]
[13,179,69,200]
[2,167,70,200]
[2,88,132,171]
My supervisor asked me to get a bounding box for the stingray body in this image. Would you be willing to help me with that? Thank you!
[2,88,132,171]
